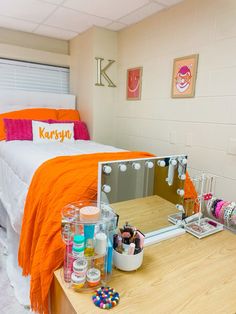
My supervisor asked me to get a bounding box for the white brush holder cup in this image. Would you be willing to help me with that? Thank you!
[113,249,144,271]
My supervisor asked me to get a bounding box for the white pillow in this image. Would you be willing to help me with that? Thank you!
[32,121,74,143]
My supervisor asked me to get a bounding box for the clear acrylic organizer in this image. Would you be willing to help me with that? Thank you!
[61,200,117,292]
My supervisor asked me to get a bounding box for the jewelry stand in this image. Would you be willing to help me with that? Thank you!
[169,173,224,238]
[184,174,223,238]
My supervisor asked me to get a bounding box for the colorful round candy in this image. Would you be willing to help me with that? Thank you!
[92,287,120,310]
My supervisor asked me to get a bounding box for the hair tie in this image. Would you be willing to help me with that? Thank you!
[92,287,120,309]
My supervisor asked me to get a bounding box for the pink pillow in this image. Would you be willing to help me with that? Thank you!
[48,120,90,140]
[74,121,90,140]
[4,118,33,141]
[3,118,90,141]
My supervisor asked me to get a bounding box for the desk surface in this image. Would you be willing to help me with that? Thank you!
[54,230,236,314]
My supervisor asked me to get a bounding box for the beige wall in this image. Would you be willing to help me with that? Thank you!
[70,28,94,135]
[115,0,236,200]
[70,27,117,145]
[0,27,69,66]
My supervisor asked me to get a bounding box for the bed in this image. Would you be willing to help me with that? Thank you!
[0,90,125,308]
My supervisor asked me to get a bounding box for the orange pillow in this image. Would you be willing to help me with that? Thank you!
[0,108,58,141]
[56,109,80,121]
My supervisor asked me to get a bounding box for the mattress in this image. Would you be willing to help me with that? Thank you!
[0,140,124,234]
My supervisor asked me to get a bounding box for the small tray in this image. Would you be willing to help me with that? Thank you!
[168,212,183,225]
[184,217,223,239]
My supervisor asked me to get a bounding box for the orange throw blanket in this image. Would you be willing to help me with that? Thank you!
[18,151,196,314]
[18,151,153,313]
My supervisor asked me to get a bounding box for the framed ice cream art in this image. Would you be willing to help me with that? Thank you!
[126,67,142,100]
[171,54,199,98]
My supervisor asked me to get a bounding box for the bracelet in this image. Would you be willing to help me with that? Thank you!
[219,201,230,223]
[212,199,222,217]
[230,208,236,225]
[227,202,236,226]
[207,197,216,216]
[215,200,225,219]
[223,203,236,226]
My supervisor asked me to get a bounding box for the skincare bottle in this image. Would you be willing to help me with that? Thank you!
[72,246,84,258]
[95,232,107,255]
[86,268,101,287]
[72,234,85,258]
[80,206,100,257]
[71,273,86,291]
[84,238,95,257]
[73,234,85,250]
[73,258,88,276]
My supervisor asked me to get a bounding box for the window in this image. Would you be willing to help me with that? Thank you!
[0,58,69,94]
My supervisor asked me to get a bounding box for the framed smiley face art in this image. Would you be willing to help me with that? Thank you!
[126,67,143,100]
[171,54,199,98]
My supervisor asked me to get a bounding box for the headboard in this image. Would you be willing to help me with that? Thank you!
[0,90,76,114]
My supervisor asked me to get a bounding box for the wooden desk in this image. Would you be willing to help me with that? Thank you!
[51,231,236,314]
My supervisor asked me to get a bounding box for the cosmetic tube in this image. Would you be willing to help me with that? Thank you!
[128,243,135,255]
[84,225,95,256]
[106,239,113,273]
[136,230,145,249]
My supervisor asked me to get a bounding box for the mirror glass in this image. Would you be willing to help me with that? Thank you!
[97,155,187,234]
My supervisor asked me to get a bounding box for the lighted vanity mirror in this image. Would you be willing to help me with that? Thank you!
[97,155,187,235]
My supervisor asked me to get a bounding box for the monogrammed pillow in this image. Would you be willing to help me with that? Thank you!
[32,121,74,143]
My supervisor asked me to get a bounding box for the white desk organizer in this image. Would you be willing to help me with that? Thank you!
[61,201,117,292]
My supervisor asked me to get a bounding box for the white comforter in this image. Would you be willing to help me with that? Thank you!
[0,140,124,234]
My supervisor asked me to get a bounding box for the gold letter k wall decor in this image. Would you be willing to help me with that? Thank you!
[95,57,116,87]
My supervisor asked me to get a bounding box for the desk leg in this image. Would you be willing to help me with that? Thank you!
[50,275,77,314]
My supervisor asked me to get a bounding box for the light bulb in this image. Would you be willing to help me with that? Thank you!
[179,174,186,180]
[102,184,111,193]
[119,164,127,172]
[179,157,187,165]
[103,165,112,174]
[145,161,154,169]
[170,159,177,166]
[132,162,141,170]
[157,160,166,167]
[176,204,184,211]
[177,189,185,197]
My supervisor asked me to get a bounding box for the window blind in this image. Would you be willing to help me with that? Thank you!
[0,58,69,94]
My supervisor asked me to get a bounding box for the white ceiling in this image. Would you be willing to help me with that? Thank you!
[0,0,183,40]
